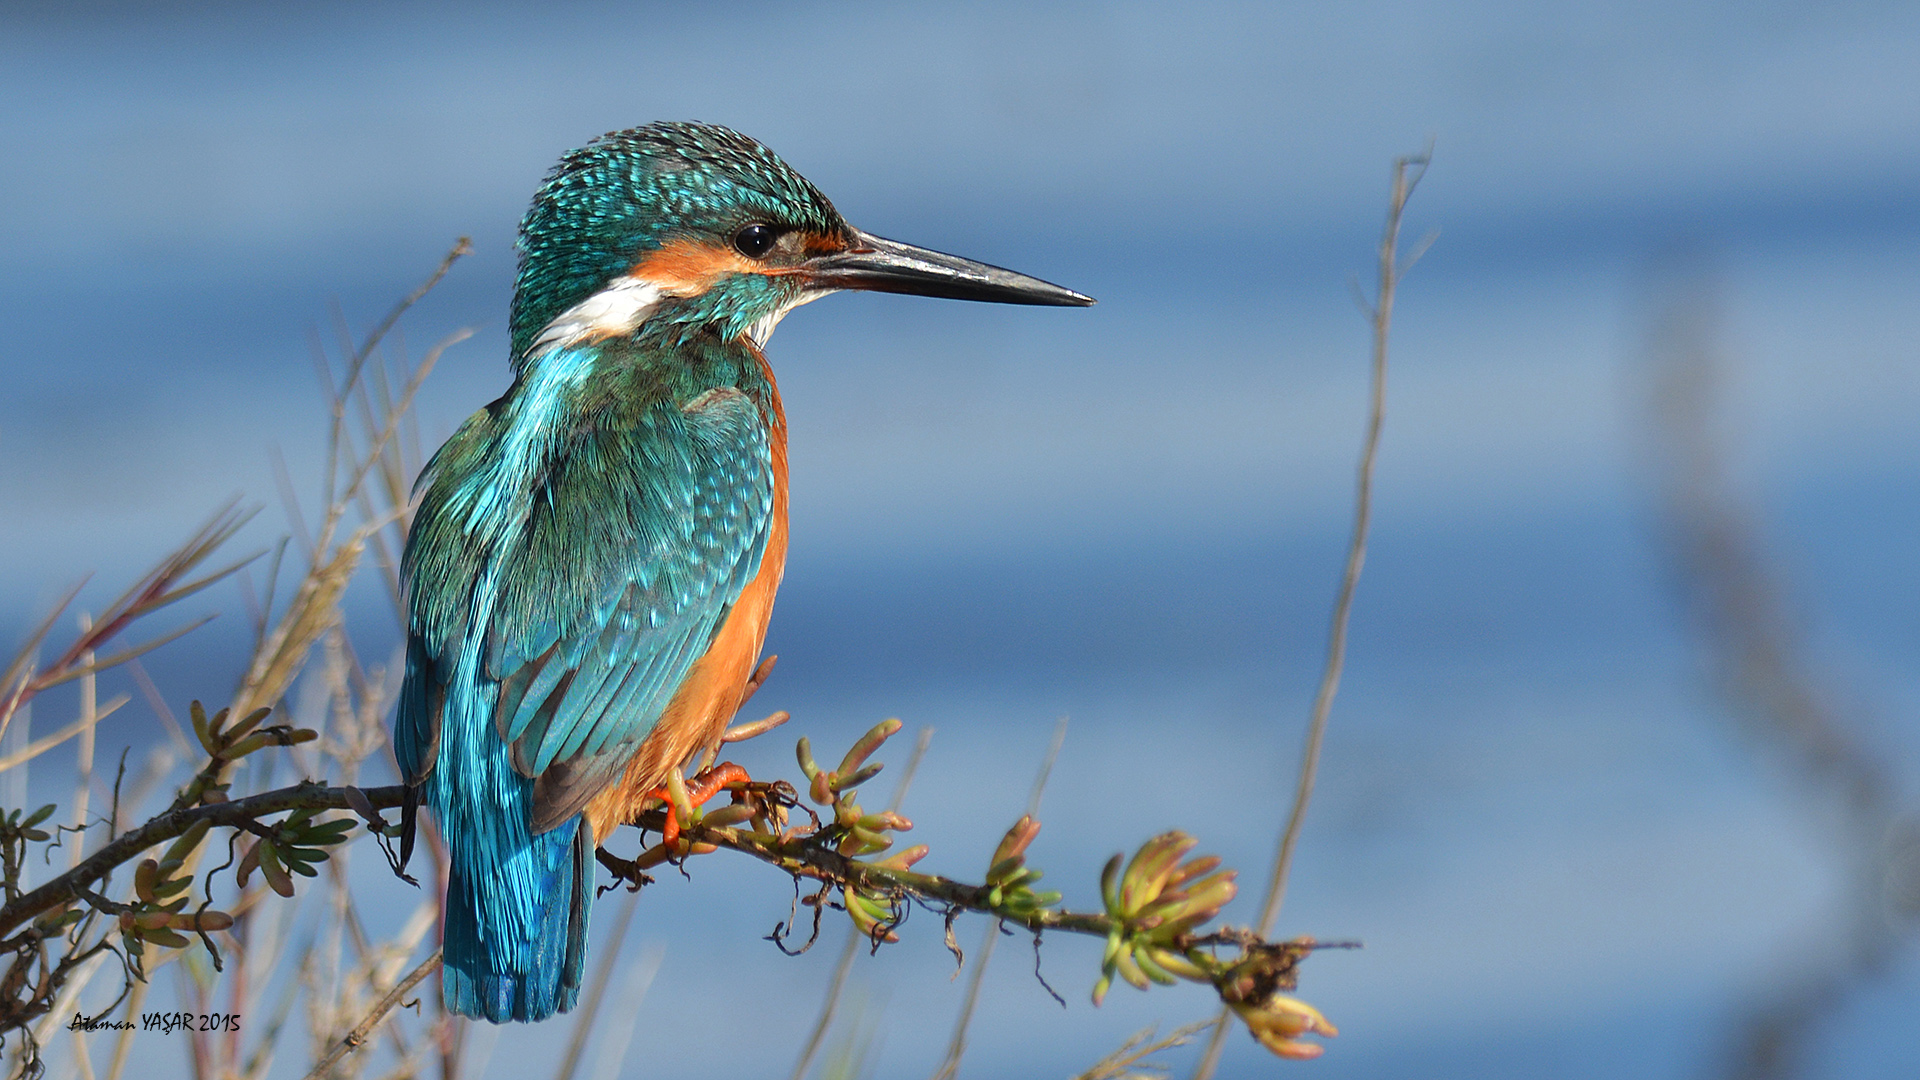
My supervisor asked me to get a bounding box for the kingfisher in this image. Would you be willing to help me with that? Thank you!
[393,121,1091,1023]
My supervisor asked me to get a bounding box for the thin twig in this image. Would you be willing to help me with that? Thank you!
[301,946,442,1080]
[1640,258,1914,1080]
[1192,149,1425,1080]
[1261,148,1424,939]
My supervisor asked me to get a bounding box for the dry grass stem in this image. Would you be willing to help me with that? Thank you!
[299,947,443,1080]
[0,696,130,775]
[70,614,97,872]
[552,888,642,1080]
[0,502,256,742]
[1191,149,1427,1080]
[1076,1021,1212,1080]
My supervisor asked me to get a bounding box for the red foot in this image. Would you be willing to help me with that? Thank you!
[646,762,751,846]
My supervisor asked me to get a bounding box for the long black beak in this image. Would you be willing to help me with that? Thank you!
[807,228,1094,306]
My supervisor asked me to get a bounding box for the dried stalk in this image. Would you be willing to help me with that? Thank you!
[1191,148,1427,1080]
[1076,1021,1211,1080]
[299,947,442,1080]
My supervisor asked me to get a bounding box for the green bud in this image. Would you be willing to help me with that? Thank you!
[143,927,191,949]
[835,718,901,778]
[835,762,884,791]
[162,819,211,865]
[1113,944,1151,990]
[189,701,215,754]
[1131,944,1180,986]
[225,706,273,742]
[1100,854,1124,916]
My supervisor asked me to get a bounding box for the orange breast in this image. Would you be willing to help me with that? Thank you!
[583,352,789,843]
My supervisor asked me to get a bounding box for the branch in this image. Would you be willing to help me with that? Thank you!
[630,808,1109,939]
[0,767,1271,1001]
[1,712,1336,1067]
[1641,255,1915,1080]
[600,739,1341,1067]
[0,783,404,942]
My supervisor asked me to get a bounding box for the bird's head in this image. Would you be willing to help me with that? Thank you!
[509,121,1092,362]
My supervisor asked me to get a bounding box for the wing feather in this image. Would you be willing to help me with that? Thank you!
[491,385,773,827]
[398,353,775,841]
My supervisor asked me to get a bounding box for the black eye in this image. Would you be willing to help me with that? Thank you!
[733,223,777,259]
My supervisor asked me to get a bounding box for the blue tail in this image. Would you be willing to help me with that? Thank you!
[414,641,593,1023]
[441,814,591,1022]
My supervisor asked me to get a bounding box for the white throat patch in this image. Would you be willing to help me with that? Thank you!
[527,277,668,358]
[748,288,835,348]
[530,278,836,357]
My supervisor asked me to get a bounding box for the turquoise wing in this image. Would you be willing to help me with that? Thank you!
[400,380,774,834]
[497,385,774,831]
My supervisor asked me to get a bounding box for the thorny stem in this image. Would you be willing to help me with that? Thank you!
[1191,148,1426,1080]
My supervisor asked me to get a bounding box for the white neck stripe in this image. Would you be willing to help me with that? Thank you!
[531,278,838,356]
[527,277,668,358]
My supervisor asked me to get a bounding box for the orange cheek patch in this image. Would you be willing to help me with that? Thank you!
[628,233,847,295]
[628,239,765,295]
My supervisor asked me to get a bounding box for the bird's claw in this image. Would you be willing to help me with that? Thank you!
[594,847,655,895]
[647,762,753,846]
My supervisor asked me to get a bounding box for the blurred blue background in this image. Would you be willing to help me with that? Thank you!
[3,1,1918,1077]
